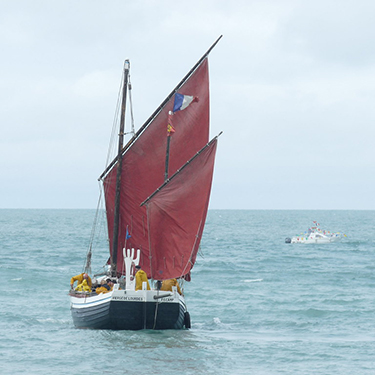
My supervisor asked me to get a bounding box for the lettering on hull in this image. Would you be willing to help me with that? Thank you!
[112,296,143,301]
[112,296,175,302]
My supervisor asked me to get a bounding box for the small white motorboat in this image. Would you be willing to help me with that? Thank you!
[285,222,345,244]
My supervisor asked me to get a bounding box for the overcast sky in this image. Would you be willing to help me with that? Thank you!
[1,0,375,209]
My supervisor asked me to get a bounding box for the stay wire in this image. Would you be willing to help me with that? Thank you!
[127,76,135,136]
[84,186,104,274]
[105,69,124,170]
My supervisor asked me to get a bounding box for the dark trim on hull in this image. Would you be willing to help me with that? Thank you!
[71,299,186,330]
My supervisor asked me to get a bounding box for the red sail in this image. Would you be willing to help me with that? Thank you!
[144,139,217,280]
[103,58,210,277]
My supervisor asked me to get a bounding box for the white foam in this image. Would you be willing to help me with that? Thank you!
[244,278,263,283]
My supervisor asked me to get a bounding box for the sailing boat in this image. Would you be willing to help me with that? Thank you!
[69,36,222,330]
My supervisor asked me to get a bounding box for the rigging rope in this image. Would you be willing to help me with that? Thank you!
[83,186,103,274]
[104,65,136,173]
[83,183,110,276]
[127,77,135,136]
[105,70,123,169]
[153,288,160,330]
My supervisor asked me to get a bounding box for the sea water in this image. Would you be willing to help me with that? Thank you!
[0,209,374,374]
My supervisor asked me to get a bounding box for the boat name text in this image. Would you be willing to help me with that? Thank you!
[112,296,174,302]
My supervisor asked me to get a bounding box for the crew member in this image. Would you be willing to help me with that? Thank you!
[70,273,92,289]
[135,265,150,291]
[95,279,112,294]
[161,278,182,295]
[106,279,114,291]
[75,279,91,292]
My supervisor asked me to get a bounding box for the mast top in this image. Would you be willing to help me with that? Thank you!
[124,59,130,71]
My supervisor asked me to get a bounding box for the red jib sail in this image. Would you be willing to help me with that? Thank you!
[143,139,218,280]
[103,58,211,278]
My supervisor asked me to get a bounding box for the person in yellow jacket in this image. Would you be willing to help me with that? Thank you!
[70,273,92,289]
[75,279,91,292]
[161,278,182,295]
[135,265,150,291]
[95,279,113,294]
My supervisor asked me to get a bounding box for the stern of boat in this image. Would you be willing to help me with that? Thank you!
[69,286,188,330]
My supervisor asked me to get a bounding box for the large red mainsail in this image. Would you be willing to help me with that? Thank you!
[102,58,213,278]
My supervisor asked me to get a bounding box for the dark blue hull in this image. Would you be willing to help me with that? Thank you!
[71,298,187,330]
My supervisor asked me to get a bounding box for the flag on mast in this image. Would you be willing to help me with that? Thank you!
[172,93,199,113]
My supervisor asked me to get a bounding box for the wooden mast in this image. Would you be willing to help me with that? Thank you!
[111,59,130,277]
[164,134,171,181]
